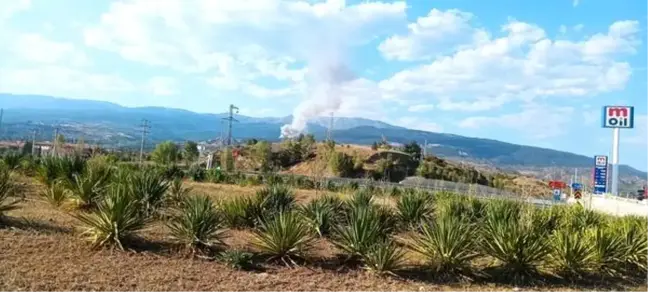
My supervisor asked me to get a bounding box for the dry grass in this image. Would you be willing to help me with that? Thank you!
[1,178,645,291]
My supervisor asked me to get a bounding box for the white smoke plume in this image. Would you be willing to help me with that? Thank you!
[279,16,356,139]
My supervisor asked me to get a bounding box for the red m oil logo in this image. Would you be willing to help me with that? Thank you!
[602,106,634,128]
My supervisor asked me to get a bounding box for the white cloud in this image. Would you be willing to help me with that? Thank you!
[407,104,435,112]
[147,77,177,96]
[0,66,135,98]
[624,115,647,145]
[0,0,30,22]
[394,117,444,133]
[379,9,483,61]
[379,18,640,111]
[458,104,574,138]
[82,0,406,99]
[10,34,90,67]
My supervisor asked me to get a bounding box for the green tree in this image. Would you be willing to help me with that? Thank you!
[22,141,33,156]
[253,141,272,172]
[183,140,199,163]
[221,147,235,172]
[329,151,354,177]
[151,141,179,165]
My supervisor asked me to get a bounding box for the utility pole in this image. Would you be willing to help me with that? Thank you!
[52,127,59,157]
[31,129,36,156]
[326,111,335,142]
[222,104,239,146]
[139,119,150,166]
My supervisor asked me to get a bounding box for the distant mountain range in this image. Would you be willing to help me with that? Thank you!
[1,93,646,185]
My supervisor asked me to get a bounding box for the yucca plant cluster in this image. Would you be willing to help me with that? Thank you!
[17,155,648,284]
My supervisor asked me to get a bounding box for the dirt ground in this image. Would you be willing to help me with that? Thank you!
[1,178,645,291]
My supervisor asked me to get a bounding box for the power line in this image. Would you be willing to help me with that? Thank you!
[139,119,150,166]
[222,104,239,146]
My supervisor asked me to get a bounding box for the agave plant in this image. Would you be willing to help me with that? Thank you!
[396,190,433,229]
[37,156,63,186]
[252,211,315,266]
[332,206,385,259]
[74,185,147,250]
[548,229,595,278]
[2,151,22,171]
[41,180,68,207]
[0,168,18,220]
[299,196,340,237]
[219,249,255,270]
[588,226,629,278]
[219,196,260,228]
[255,184,296,220]
[129,170,170,216]
[480,212,550,284]
[361,240,406,276]
[615,216,648,275]
[66,167,111,209]
[167,195,226,253]
[57,155,87,183]
[406,214,480,280]
[346,189,374,210]
[167,177,192,206]
[564,205,607,232]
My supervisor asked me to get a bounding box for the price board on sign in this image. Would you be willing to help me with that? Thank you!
[593,155,608,194]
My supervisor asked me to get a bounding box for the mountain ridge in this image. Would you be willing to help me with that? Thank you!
[0,93,645,180]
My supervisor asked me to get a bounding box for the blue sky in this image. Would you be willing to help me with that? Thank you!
[0,0,646,171]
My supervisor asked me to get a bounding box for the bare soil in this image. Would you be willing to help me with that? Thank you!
[0,178,645,291]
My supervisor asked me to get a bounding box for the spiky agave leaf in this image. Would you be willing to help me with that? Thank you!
[395,190,433,229]
[73,185,147,250]
[361,240,406,276]
[299,197,339,237]
[548,229,595,278]
[167,177,192,206]
[130,170,170,216]
[219,196,260,229]
[615,216,648,275]
[255,184,296,221]
[66,167,111,209]
[167,195,226,253]
[332,206,385,259]
[480,211,550,284]
[252,211,315,266]
[406,214,479,280]
[589,226,628,278]
[41,180,68,207]
[0,167,18,216]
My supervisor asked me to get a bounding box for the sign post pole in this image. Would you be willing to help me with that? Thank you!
[610,127,620,196]
[601,106,634,197]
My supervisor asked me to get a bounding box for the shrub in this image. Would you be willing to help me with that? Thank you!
[219,250,255,270]
[255,185,296,221]
[252,211,315,266]
[187,165,206,182]
[329,151,355,177]
[130,170,170,216]
[361,240,406,276]
[41,180,68,207]
[167,178,192,206]
[167,195,226,253]
[299,196,340,237]
[0,168,18,221]
[480,210,550,284]
[74,186,147,250]
[332,206,385,260]
[2,151,22,171]
[396,190,433,229]
[548,229,595,278]
[615,216,648,276]
[219,196,260,229]
[66,167,111,210]
[407,214,479,280]
[589,226,628,277]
